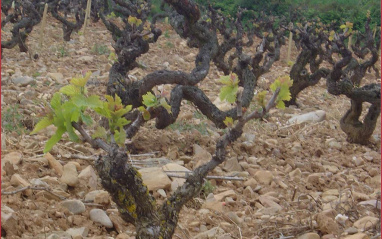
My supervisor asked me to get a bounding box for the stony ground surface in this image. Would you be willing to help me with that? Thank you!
[1,16,381,239]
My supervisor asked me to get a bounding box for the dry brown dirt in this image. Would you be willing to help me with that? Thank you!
[1,16,381,239]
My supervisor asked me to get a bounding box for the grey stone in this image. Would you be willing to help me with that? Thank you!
[12,76,35,86]
[89,209,113,228]
[61,200,86,214]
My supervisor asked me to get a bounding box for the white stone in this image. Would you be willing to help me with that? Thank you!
[287,110,326,124]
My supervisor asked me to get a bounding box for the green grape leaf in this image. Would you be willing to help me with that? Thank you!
[80,112,93,126]
[159,98,171,113]
[71,110,81,122]
[223,117,234,127]
[219,73,239,103]
[95,102,112,118]
[219,85,238,103]
[70,71,91,87]
[115,117,130,129]
[219,73,239,86]
[50,93,62,110]
[276,100,286,109]
[72,95,102,108]
[44,127,66,153]
[270,76,293,109]
[256,90,268,107]
[142,92,158,108]
[92,126,107,140]
[138,106,151,120]
[30,116,54,134]
[60,85,81,96]
[114,129,126,147]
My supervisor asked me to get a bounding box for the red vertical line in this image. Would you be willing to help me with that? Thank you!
[0,0,2,235]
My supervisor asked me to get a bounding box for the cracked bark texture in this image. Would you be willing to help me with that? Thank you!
[285,22,330,106]
[106,2,285,129]
[1,0,42,54]
[326,17,380,144]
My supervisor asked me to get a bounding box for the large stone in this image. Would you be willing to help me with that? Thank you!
[254,170,274,185]
[1,205,20,236]
[1,152,22,166]
[138,167,172,191]
[223,158,243,172]
[193,144,212,168]
[60,163,79,187]
[61,200,86,214]
[162,163,190,186]
[353,216,379,231]
[78,165,98,189]
[287,110,326,124]
[45,153,63,176]
[89,209,113,228]
[316,212,339,234]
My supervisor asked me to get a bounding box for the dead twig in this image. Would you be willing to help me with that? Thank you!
[164,171,246,181]
[1,186,67,200]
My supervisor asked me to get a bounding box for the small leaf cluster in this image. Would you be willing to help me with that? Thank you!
[269,75,293,109]
[31,72,132,152]
[219,73,239,103]
[139,92,171,120]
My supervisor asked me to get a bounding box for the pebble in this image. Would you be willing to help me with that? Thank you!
[47,73,65,84]
[94,191,111,205]
[254,170,274,185]
[89,209,113,228]
[244,178,258,188]
[194,227,225,239]
[66,227,89,238]
[316,211,339,234]
[162,163,190,186]
[61,200,86,214]
[345,227,359,234]
[10,174,32,196]
[289,168,302,178]
[223,158,243,172]
[215,190,236,201]
[226,212,242,225]
[297,232,320,239]
[287,110,326,124]
[343,233,369,239]
[45,153,63,176]
[60,163,79,187]
[12,76,35,86]
[353,216,379,230]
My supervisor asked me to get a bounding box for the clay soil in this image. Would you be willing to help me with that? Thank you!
[1,15,381,239]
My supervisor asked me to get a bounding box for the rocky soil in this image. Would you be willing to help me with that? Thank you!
[1,16,381,239]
